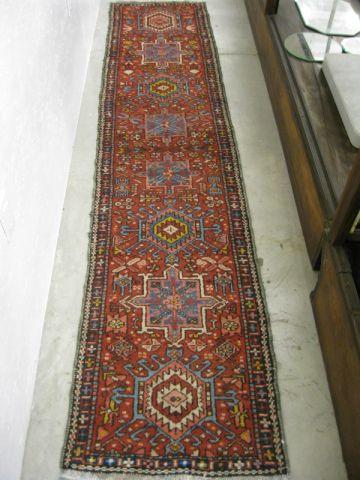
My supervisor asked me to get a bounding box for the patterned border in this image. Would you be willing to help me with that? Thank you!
[62,2,287,476]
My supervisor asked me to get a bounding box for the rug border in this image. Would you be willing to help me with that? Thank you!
[61,1,117,471]
[198,2,289,474]
[61,2,288,476]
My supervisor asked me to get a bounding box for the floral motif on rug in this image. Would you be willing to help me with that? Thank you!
[63,2,287,476]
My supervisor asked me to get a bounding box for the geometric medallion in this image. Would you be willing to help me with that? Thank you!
[149,78,178,97]
[145,112,187,144]
[120,205,223,260]
[141,361,208,439]
[139,37,186,68]
[141,10,180,32]
[128,266,222,343]
[146,12,174,31]
[153,215,189,245]
[137,76,189,100]
[148,210,194,250]
[146,153,191,193]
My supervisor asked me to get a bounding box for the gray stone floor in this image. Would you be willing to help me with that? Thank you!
[21,1,347,479]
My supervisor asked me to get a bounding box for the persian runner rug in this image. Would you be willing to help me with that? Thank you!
[63,2,286,476]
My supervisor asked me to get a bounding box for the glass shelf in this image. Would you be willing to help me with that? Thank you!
[285,32,342,62]
[295,0,360,37]
[342,37,360,54]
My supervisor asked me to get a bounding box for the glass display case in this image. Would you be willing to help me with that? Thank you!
[245,2,360,478]
[285,0,360,61]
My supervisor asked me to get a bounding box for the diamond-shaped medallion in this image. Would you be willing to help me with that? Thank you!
[215,340,238,360]
[153,215,190,246]
[149,78,178,97]
[147,210,195,252]
[141,361,208,439]
[146,12,173,31]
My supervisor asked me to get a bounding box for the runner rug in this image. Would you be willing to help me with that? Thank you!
[63,2,286,476]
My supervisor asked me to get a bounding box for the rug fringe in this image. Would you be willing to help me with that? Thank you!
[59,470,288,480]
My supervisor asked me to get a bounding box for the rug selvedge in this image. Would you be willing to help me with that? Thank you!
[63,2,287,475]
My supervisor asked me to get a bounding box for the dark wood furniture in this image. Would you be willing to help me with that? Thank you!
[245,1,360,478]
[331,160,360,246]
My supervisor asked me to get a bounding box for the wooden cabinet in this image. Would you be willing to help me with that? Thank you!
[312,243,360,478]
[245,1,360,478]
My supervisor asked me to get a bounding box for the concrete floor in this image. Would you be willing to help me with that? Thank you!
[21,1,348,479]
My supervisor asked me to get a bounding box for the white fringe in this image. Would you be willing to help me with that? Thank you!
[59,471,288,480]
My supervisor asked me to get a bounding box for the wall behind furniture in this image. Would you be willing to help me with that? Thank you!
[0,1,101,478]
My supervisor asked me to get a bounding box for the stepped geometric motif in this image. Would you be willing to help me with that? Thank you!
[141,361,208,439]
[128,266,223,344]
[145,112,187,144]
[139,36,186,69]
[140,10,182,32]
[146,153,191,192]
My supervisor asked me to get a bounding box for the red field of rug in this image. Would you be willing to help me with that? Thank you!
[63,2,286,475]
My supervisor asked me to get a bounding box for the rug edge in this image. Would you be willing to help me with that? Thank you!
[196,2,288,475]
